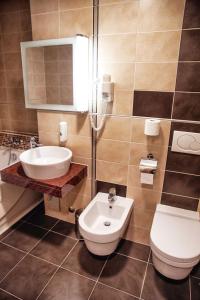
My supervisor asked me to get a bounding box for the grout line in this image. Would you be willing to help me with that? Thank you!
[0,221,25,242]
[0,241,27,254]
[59,265,96,283]
[162,191,199,200]
[0,219,60,286]
[139,250,151,299]
[165,170,200,177]
[96,282,141,300]
[50,229,78,241]
[35,240,79,300]
[191,275,200,280]
[114,251,149,264]
[88,255,110,300]
[0,288,23,300]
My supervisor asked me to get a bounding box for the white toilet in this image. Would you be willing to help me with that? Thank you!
[79,192,134,256]
[150,204,200,280]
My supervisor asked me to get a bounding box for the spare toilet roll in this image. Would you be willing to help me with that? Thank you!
[144,119,160,136]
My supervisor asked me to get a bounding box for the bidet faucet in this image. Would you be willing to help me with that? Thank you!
[108,187,116,204]
[30,137,43,148]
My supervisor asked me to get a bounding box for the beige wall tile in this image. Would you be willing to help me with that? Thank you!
[138,0,185,32]
[61,113,91,137]
[99,34,136,62]
[131,118,171,146]
[132,209,154,230]
[30,0,58,14]
[128,165,165,192]
[124,225,150,245]
[135,63,177,92]
[67,135,92,158]
[136,31,181,62]
[129,142,168,170]
[127,186,161,211]
[98,63,135,90]
[60,8,93,37]
[99,1,139,34]
[99,116,132,141]
[72,156,92,179]
[31,12,59,40]
[60,0,92,10]
[96,139,130,163]
[39,130,60,145]
[112,90,133,116]
[96,160,128,185]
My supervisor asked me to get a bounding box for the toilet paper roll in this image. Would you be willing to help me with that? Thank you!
[141,173,154,185]
[144,119,160,136]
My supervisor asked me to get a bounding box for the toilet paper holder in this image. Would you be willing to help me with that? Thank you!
[139,153,158,174]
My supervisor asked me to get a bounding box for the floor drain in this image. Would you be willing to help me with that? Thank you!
[104,221,111,226]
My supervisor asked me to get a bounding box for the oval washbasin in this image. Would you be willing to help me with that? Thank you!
[20,146,72,180]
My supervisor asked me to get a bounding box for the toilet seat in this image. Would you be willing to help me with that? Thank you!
[150,205,200,265]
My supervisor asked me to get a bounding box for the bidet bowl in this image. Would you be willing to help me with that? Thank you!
[20,146,72,180]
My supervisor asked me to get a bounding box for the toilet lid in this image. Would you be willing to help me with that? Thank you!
[150,205,200,263]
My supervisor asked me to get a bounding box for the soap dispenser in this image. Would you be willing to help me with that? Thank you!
[59,121,68,144]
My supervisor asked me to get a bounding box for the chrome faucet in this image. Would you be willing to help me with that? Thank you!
[30,137,43,148]
[108,187,116,206]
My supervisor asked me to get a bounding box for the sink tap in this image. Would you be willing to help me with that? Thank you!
[30,137,43,148]
[108,187,116,205]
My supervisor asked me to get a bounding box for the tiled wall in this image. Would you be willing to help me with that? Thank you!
[29,0,200,245]
[0,0,38,134]
[29,0,93,223]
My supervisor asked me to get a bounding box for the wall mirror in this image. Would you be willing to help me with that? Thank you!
[21,35,89,112]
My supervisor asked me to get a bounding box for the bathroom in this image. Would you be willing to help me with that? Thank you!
[0,0,199,299]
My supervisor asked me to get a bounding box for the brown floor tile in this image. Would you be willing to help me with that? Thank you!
[51,220,77,239]
[27,213,58,230]
[190,277,200,300]
[191,263,200,279]
[141,264,190,300]
[116,239,150,262]
[0,243,25,282]
[62,241,107,280]
[90,283,138,300]
[0,254,57,300]
[0,289,19,300]
[99,253,146,297]
[0,221,22,241]
[38,268,95,300]
[2,223,47,252]
[30,231,77,265]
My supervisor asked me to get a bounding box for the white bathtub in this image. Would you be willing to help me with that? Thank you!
[0,146,42,235]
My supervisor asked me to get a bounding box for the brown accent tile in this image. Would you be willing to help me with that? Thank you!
[2,223,47,252]
[133,91,173,118]
[52,221,76,239]
[4,53,22,70]
[183,0,200,29]
[161,193,199,211]
[37,268,94,300]
[176,62,200,92]
[138,0,185,32]
[60,8,93,37]
[30,0,58,14]
[116,239,150,262]
[90,283,138,300]
[31,12,59,40]
[100,253,146,297]
[96,180,127,197]
[0,243,25,281]
[0,255,57,300]
[1,12,21,34]
[62,241,107,280]
[166,149,200,175]
[172,92,200,121]
[2,33,21,53]
[135,63,177,92]
[163,171,200,199]
[99,1,139,35]
[190,277,200,300]
[141,264,190,300]
[31,231,77,265]
[179,29,200,61]
[136,31,181,62]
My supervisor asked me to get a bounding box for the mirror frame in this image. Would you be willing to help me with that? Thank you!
[21,35,89,112]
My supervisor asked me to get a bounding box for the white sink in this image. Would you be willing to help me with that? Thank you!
[20,146,72,180]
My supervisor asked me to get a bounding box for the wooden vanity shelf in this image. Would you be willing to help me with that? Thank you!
[1,162,87,198]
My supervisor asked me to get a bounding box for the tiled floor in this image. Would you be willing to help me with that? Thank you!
[0,203,199,300]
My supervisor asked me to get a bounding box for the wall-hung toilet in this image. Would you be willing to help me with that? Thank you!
[150,204,200,280]
[79,192,134,256]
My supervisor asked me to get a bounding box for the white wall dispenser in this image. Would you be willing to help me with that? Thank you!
[139,154,158,185]
[59,121,68,144]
